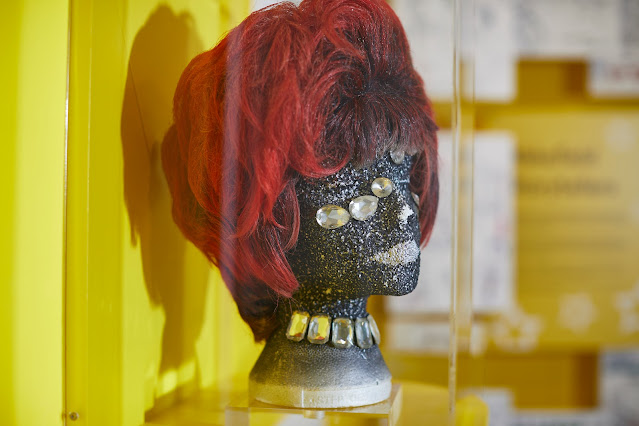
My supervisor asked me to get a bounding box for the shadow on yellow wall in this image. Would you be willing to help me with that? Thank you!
[120,4,209,403]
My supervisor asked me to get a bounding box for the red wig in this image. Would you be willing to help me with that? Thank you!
[162,0,438,341]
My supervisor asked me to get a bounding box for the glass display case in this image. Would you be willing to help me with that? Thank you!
[5,0,638,425]
[63,0,483,424]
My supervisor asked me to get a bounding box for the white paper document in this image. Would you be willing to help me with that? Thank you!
[387,131,516,315]
[473,0,517,101]
[394,0,517,102]
[600,349,639,424]
[515,0,621,59]
[393,0,455,101]
[588,0,639,97]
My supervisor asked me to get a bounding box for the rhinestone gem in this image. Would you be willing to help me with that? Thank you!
[331,318,354,348]
[286,311,310,342]
[390,150,405,165]
[316,205,350,229]
[411,192,420,205]
[371,177,394,198]
[355,317,373,349]
[349,195,378,221]
[368,315,381,345]
[307,314,331,344]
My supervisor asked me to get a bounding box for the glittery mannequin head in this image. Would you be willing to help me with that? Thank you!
[287,153,421,310]
[162,0,438,342]
[249,153,425,408]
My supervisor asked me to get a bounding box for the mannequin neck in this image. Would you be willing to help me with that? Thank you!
[249,306,391,408]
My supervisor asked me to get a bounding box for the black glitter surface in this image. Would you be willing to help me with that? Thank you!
[283,152,421,319]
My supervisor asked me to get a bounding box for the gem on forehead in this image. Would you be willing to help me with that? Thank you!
[371,177,394,198]
[316,205,350,229]
[349,195,378,221]
[390,150,405,165]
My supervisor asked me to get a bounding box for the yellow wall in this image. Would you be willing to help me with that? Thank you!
[65,1,261,425]
[3,1,265,425]
[0,1,68,425]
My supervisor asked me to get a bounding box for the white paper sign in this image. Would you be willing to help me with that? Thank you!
[387,131,516,315]
[588,0,639,97]
[473,389,515,426]
[474,0,517,101]
[512,410,611,426]
[394,0,517,102]
[600,349,639,424]
[515,0,621,59]
[385,319,487,355]
[393,0,455,101]
[589,59,639,97]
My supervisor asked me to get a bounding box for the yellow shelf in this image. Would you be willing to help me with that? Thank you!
[146,382,487,426]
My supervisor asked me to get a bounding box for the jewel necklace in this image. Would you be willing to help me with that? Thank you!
[285,311,381,349]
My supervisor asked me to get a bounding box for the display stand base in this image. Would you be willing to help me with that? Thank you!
[146,381,487,425]
[225,383,403,425]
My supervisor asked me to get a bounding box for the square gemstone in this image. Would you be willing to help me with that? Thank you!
[368,315,381,345]
[355,317,373,349]
[307,314,331,344]
[286,311,310,342]
[331,318,354,348]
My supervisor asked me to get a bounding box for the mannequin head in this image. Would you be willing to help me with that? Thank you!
[162,0,438,341]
